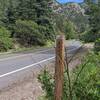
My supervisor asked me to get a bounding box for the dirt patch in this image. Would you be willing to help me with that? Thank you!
[0,63,54,100]
[84,43,94,50]
[0,79,42,100]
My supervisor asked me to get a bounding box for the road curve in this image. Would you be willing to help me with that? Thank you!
[0,40,82,89]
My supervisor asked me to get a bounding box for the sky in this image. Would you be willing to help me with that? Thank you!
[56,0,84,3]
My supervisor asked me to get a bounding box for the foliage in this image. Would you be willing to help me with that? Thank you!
[58,2,88,33]
[64,21,76,39]
[37,16,55,41]
[0,0,55,50]
[53,14,65,34]
[14,0,36,21]
[94,38,100,53]
[85,1,100,42]
[80,30,99,42]
[81,2,100,42]
[14,20,46,46]
[72,53,100,100]
[38,53,100,100]
[54,14,76,39]
[38,70,54,100]
[0,26,13,51]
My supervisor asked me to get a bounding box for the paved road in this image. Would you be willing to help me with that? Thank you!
[0,40,82,89]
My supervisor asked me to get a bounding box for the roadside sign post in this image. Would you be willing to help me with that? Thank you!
[54,35,65,100]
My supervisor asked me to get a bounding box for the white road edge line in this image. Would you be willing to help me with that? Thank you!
[0,48,53,62]
[0,56,55,78]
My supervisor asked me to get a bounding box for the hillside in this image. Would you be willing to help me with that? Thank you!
[50,1,88,32]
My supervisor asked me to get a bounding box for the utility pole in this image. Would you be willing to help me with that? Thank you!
[54,35,65,100]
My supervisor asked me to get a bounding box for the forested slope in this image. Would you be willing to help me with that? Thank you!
[0,0,99,53]
[0,0,55,51]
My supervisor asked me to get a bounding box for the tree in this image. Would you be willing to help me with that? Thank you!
[82,0,100,42]
[64,21,76,39]
[14,20,46,46]
[4,0,55,42]
[0,26,13,51]
[85,1,100,42]
[35,0,55,40]
[15,0,37,20]
[0,0,55,51]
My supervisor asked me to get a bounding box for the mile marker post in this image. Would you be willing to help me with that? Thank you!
[54,35,65,100]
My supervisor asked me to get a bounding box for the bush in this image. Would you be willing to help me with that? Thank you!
[38,70,54,100]
[80,30,100,43]
[37,16,55,41]
[14,20,47,46]
[72,53,100,100]
[38,53,100,100]
[0,27,13,51]
[94,38,100,53]
[64,21,76,40]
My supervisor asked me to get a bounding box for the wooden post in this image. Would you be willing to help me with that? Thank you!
[54,35,65,100]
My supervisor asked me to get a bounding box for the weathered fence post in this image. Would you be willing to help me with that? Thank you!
[54,35,65,100]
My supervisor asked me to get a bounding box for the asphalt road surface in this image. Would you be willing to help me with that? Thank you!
[0,40,82,90]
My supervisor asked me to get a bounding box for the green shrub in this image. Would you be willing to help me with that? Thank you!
[80,30,100,43]
[64,21,76,40]
[38,70,54,100]
[0,27,13,51]
[14,20,47,46]
[72,53,100,100]
[38,53,100,100]
[94,38,100,53]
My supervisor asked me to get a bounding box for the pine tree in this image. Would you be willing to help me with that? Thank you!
[5,0,16,24]
[35,0,55,40]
